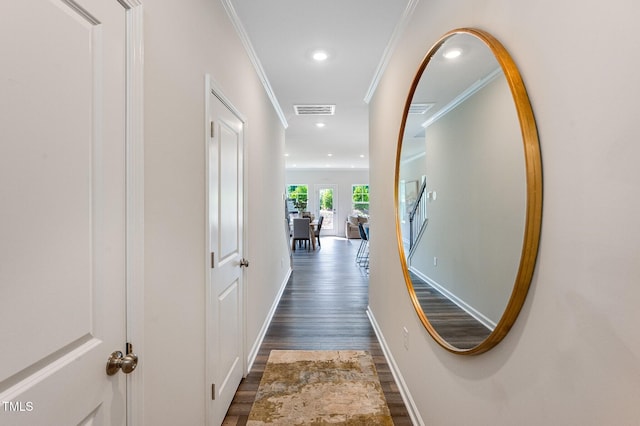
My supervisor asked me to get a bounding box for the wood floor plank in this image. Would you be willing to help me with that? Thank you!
[410,271,491,349]
[222,236,412,425]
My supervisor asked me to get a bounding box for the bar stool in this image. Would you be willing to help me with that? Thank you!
[356,222,369,268]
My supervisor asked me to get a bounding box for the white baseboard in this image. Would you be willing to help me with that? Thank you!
[409,267,496,331]
[366,306,424,426]
[246,267,292,373]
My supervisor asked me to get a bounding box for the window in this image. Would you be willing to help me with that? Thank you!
[286,185,308,212]
[352,185,369,216]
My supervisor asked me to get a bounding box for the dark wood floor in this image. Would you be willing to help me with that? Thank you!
[222,236,412,425]
[410,271,492,349]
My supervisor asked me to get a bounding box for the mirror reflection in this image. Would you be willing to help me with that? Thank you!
[396,29,541,354]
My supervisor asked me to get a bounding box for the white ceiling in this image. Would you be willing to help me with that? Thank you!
[401,33,502,160]
[228,0,413,170]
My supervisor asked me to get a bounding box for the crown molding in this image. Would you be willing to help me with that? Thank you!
[400,151,426,165]
[221,0,288,129]
[118,0,143,9]
[364,0,420,104]
[421,67,502,129]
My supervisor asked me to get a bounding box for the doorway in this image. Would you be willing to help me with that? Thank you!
[205,78,246,425]
[0,1,141,424]
[315,184,338,236]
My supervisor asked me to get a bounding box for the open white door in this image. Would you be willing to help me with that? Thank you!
[206,81,246,425]
[0,0,131,424]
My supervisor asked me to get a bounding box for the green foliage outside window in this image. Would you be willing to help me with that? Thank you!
[352,185,370,215]
[320,189,333,210]
[287,185,308,210]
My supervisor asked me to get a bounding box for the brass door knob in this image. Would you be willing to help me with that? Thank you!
[106,350,138,376]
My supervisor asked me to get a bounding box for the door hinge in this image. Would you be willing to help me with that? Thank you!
[211,383,216,400]
[211,252,215,269]
[210,121,215,138]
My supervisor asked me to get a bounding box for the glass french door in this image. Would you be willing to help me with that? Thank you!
[316,184,337,235]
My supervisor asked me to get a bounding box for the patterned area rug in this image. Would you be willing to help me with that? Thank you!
[247,350,394,425]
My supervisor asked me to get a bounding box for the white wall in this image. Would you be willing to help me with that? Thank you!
[369,1,640,424]
[286,169,369,237]
[143,1,289,424]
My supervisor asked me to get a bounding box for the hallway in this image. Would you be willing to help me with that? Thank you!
[223,237,411,424]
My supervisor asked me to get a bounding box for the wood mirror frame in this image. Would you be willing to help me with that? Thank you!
[394,28,542,355]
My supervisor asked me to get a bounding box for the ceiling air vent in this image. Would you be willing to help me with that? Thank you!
[408,103,434,115]
[294,104,336,116]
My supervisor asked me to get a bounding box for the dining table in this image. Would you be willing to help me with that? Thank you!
[308,220,318,250]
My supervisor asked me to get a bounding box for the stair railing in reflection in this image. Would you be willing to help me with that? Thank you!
[408,180,428,257]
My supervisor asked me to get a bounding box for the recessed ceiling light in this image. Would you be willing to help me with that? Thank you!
[284,153,289,157]
[359,154,365,158]
[443,48,462,59]
[312,50,329,61]
[315,122,326,128]
[327,153,333,157]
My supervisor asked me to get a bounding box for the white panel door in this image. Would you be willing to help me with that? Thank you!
[0,0,128,424]
[207,90,245,425]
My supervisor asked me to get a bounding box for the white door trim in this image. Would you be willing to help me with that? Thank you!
[121,1,145,425]
[204,75,249,424]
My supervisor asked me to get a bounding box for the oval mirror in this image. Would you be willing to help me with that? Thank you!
[395,28,542,355]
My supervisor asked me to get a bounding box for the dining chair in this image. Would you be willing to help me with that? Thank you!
[292,217,311,251]
[314,215,324,247]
